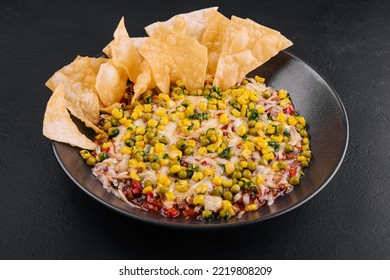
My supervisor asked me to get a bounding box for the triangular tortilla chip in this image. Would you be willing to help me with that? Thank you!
[133,60,156,103]
[45,56,106,133]
[109,17,142,82]
[145,7,217,42]
[43,84,97,150]
[95,60,128,106]
[103,37,147,58]
[213,16,293,90]
[140,16,208,93]
[201,10,231,75]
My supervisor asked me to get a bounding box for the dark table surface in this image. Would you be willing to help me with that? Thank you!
[1,0,389,259]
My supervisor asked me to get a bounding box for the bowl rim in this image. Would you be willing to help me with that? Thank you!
[51,50,349,229]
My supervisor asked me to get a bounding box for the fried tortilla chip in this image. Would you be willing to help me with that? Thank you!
[100,102,123,114]
[45,56,106,133]
[145,7,217,42]
[103,37,147,58]
[213,16,293,90]
[133,60,156,103]
[43,84,97,150]
[201,10,230,75]
[140,16,208,93]
[109,17,142,82]
[96,60,127,106]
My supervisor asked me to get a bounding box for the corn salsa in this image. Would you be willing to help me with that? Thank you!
[81,76,311,220]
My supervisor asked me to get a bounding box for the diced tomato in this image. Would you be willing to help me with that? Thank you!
[145,192,162,208]
[163,207,180,218]
[130,179,141,196]
[182,206,197,219]
[284,106,295,115]
[289,167,297,177]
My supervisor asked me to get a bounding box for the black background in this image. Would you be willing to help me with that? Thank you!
[1,0,389,259]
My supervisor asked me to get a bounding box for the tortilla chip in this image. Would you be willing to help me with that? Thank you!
[214,16,293,90]
[109,17,142,82]
[43,84,97,150]
[145,7,217,42]
[201,10,230,75]
[140,16,208,93]
[133,60,156,103]
[103,37,147,58]
[100,102,123,114]
[95,60,127,106]
[45,56,106,132]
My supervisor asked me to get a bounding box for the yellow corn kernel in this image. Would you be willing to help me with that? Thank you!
[129,172,140,181]
[176,112,185,120]
[111,108,124,119]
[159,158,170,166]
[249,92,260,102]
[128,159,138,169]
[192,172,204,182]
[296,116,307,127]
[223,179,233,188]
[198,101,208,111]
[244,141,255,152]
[142,186,153,195]
[261,146,273,155]
[158,93,170,102]
[120,146,132,155]
[166,100,176,109]
[172,93,184,100]
[247,204,258,211]
[266,125,276,135]
[187,140,196,147]
[165,192,175,201]
[255,75,265,83]
[241,148,252,159]
[254,174,263,185]
[263,152,274,161]
[276,112,287,123]
[197,147,207,156]
[170,164,182,173]
[124,119,133,128]
[155,107,166,117]
[203,168,214,176]
[257,105,265,114]
[207,144,218,153]
[168,113,176,121]
[134,105,144,112]
[144,104,152,113]
[217,100,227,110]
[241,104,248,117]
[193,195,204,206]
[209,99,218,105]
[135,135,143,142]
[135,126,145,135]
[157,125,165,131]
[208,104,217,110]
[230,108,241,117]
[175,181,189,192]
[147,119,158,128]
[237,95,248,105]
[158,175,171,187]
[130,112,139,120]
[176,79,185,87]
[225,162,235,175]
[302,144,310,151]
[195,184,208,195]
[280,99,290,108]
[119,117,127,125]
[240,161,248,168]
[193,120,200,130]
[219,113,229,124]
[271,162,280,172]
[270,134,283,143]
[297,156,307,162]
[102,142,113,149]
[288,116,298,126]
[222,200,232,209]
[138,162,147,170]
[237,125,247,136]
[169,150,182,160]
[278,89,288,99]
[154,143,165,153]
[135,141,144,148]
[232,88,244,97]
[216,147,224,154]
[212,176,223,185]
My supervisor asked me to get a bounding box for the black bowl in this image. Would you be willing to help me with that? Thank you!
[52,51,349,229]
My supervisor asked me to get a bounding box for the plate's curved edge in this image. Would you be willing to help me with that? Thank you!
[51,50,349,230]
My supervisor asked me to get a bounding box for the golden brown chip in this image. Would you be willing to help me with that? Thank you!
[103,37,147,58]
[140,16,208,93]
[95,60,127,106]
[45,56,106,133]
[145,7,217,42]
[43,84,97,150]
[133,60,156,103]
[100,102,123,114]
[201,10,230,75]
[109,17,142,82]
[213,16,293,90]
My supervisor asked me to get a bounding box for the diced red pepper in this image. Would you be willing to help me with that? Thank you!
[284,106,295,115]
[289,167,297,177]
[163,207,180,218]
[130,179,141,196]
